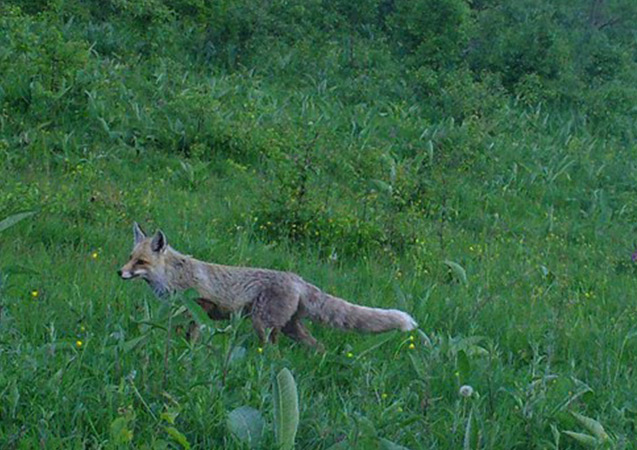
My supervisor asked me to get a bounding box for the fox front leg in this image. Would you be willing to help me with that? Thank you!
[250,314,282,347]
[195,298,232,320]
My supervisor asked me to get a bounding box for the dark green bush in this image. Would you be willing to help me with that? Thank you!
[388,0,470,68]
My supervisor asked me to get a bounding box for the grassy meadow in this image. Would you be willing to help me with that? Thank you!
[1,1,637,448]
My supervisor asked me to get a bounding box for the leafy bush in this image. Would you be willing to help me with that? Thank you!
[0,7,89,119]
[388,0,470,68]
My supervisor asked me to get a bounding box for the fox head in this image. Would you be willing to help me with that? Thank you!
[118,223,171,295]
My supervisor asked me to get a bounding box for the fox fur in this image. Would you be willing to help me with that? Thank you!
[118,223,417,349]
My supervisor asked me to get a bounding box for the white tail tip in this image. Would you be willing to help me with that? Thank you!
[390,310,418,331]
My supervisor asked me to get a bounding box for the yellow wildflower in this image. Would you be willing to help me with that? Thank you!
[31,290,39,298]
[76,340,83,348]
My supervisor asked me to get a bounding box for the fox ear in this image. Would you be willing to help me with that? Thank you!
[133,222,146,245]
[150,230,167,253]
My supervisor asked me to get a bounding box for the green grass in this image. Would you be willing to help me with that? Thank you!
[2,1,637,448]
[2,138,637,448]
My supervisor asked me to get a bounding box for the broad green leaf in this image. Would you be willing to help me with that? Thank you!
[165,426,191,449]
[273,368,299,450]
[227,406,265,449]
[563,431,598,447]
[181,296,217,330]
[0,211,36,234]
[571,412,610,442]
[110,417,133,445]
[229,346,247,365]
[443,260,468,285]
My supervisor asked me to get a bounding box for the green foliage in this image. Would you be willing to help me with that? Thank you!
[563,412,612,447]
[227,406,265,448]
[469,1,568,87]
[273,368,299,450]
[0,7,89,123]
[0,211,36,234]
[388,0,470,68]
[109,406,135,446]
[1,0,636,448]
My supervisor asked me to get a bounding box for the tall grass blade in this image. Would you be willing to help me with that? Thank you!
[463,410,473,450]
[0,211,36,234]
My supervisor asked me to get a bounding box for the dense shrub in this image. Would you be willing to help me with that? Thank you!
[0,8,90,117]
[1,0,635,245]
[388,0,470,68]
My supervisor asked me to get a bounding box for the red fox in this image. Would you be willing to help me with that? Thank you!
[118,223,417,350]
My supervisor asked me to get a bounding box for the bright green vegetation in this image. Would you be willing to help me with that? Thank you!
[1,0,636,448]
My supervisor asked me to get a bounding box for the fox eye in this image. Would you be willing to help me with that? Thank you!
[135,259,147,266]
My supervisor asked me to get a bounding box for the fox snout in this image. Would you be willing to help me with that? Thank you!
[118,269,134,280]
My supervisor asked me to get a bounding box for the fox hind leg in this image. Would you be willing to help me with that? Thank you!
[251,288,299,346]
[269,327,280,344]
[282,317,324,352]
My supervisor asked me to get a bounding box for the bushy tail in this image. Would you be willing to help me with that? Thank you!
[301,286,417,333]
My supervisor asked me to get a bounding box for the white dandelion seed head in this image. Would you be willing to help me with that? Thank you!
[459,385,474,398]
